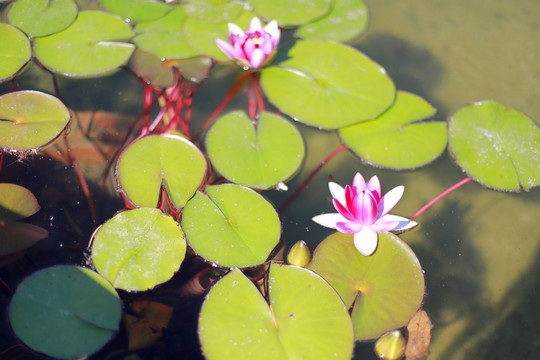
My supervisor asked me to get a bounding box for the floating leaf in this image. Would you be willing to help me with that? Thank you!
[9,266,121,359]
[261,40,395,129]
[0,23,31,82]
[249,0,332,27]
[339,91,447,169]
[0,223,48,257]
[0,90,70,151]
[134,6,198,60]
[181,184,280,267]
[448,100,540,191]
[91,208,186,291]
[308,232,425,340]
[296,0,369,42]
[7,0,77,38]
[183,10,254,62]
[100,0,171,22]
[199,265,353,360]
[130,48,175,88]
[116,134,207,209]
[171,55,213,82]
[0,183,40,222]
[34,11,135,78]
[182,0,244,23]
[206,110,305,189]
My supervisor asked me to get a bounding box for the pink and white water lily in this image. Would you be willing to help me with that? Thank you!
[313,173,417,256]
[216,17,280,70]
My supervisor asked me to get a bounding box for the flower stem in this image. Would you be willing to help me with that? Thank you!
[410,177,473,219]
[196,71,252,140]
[280,144,348,212]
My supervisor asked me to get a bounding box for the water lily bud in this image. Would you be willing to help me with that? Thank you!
[286,240,311,267]
[374,330,406,360]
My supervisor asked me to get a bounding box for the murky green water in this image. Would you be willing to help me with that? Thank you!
[294,1,540,358]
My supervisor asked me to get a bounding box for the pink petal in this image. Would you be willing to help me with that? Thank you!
[378,185,404,217]
[352,172,366,193]
[312,213,347,229]
[332,198,355,221]
[371,219,399,232]
[328,182,346,206]
[249,48,266,68]
[216,39,237,60]
[248,17,263,32]
[264,20,280,45]
[379,214,418,231]
[228,23,244,37]
[367,176,381,202]
[336,221,363,234]
[352,191,377,224]
[353,227,378,256]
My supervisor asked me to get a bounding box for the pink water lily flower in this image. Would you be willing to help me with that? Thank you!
[313,173,417,256]
[216,17,280,70]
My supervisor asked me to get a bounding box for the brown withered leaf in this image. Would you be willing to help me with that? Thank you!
[406,310,432,360]
[123,300,174,351]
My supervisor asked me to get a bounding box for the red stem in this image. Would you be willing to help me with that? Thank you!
[279,144,348,212]
[196,71,252,139]
[0,149,5,177]
[410,177,473,219]
[252,73,265,113]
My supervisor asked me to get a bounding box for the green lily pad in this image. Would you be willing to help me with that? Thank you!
[0,90,70,151]
[249,0,332,27]
[199,265,353,360]
[116,134,207,209]
[134,6,198,60]
[183,10,254,62]
[9,265,121,359]
[308,232,425,340]
[0,23,31,83]
[296,0,369,42]
[91,208,186,291]
[448,100,540,191]
[339,91,447,169]
[206,110,305,189]
[0,183,40,222]
[100,0,171,22]
[33,11,135,78]
[261,40,395,129]
[172,55,213,82]
[181,184,280,267]
[7,0,77,38]
[130,48,175,88]
[182,0,244,23]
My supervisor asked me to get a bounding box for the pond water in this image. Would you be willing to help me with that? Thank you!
[1,0,539,359]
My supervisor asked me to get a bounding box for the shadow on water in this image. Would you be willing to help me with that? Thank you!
[355,34,447,116]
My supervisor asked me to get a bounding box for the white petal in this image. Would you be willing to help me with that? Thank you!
[379,214,418,231]
[378,185,404,216]
[264,20,280,41]
[312,213,347,229]
[248,17,263,32]
[328,182,346,205]
[353,227,378,256]
[228,23,244,36]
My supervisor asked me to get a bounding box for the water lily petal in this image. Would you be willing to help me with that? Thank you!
[378,185,404,217]
[352,172,366,193]
[336,221,363,233]
[249,48,265,68]
[328,182,346,205]
[380,214,418,231]
[248,16,263,32]
[228,22,244,37]
[353,227,378,256]
[352,191,377,224]
[312,213,347,229]
[216,39,238,60]
[264,20,280,46]
[367,176,381,202]
[332,198,355,221]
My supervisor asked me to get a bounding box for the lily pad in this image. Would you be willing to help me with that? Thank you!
[0,222,48,257]
[198,265,354,360]
[308,232,425,340]
[249,0,332,27]
[100,0,171,22]
[183,10,254,62]
[0,183,40,222]
[116,134,207,209]
[172,55,213,82]
[7,0,77,38]
[181,184,280,267]
[91,208,186,291]
[0,90,70,151]
[33,11,135,78]
[134,6,198,60]
[448,100,540,191]
[296,0,369,42]
[261,40,395,129]
[339,91,447,169]
[182,0,244,23]
[0,23,31,82]
[9,265,121,359]
[130,48,175,88]
[206,110,305,189]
